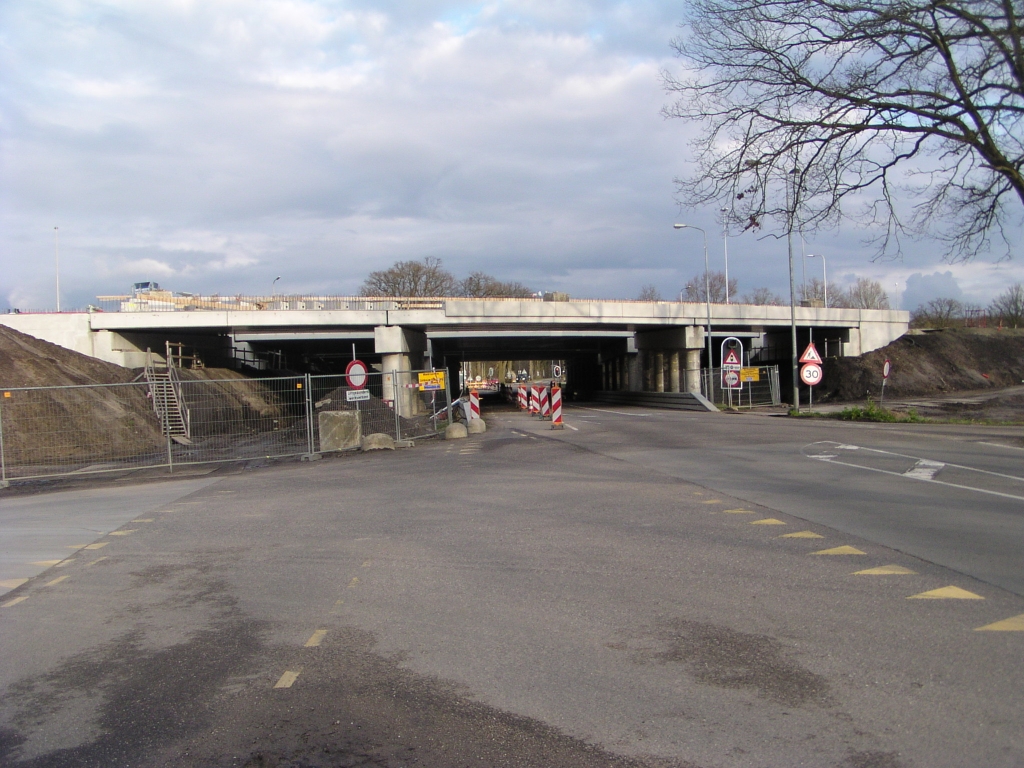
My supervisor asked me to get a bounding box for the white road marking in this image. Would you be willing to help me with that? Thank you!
[807,441,1024,503]
[903,459,945,480]
[979,441,1024,451]
[570,406,654,417]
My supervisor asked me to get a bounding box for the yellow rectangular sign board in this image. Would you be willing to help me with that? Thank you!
[418,371,446,391]
[740,367,760,382]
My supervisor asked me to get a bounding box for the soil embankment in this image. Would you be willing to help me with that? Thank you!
[820,328,1024,420]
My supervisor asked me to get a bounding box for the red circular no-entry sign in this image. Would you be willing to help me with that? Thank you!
[346,359,369,389]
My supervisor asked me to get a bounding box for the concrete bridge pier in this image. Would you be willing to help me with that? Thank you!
[635,326,704,395]
[374,326,427,417]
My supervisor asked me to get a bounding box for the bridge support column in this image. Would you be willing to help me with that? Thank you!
[654,352,665,392]
[684,349,702,394]
[669,352,680,393]
[374,326,427,418]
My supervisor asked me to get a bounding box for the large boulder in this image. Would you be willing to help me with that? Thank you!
[466,418,486,434]
[445,423,468,440]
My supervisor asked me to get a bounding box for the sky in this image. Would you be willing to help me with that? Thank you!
[2,0,1023,312]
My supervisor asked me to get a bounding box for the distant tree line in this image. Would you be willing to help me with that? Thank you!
[360,257,533,298]
[911,284,1024,329]
[657,272,891,309]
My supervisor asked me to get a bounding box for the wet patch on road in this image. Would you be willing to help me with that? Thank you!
[618,619,830,708]
[180,627,700,768]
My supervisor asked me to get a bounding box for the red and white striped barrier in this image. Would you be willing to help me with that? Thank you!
[469,389,480,420]
[530,384,540,415]
[518,385,527,410]
[538,386,550,419]
[550,386,563,428]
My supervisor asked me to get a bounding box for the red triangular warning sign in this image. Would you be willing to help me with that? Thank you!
[723,349,742,366]
[799,343,822,364]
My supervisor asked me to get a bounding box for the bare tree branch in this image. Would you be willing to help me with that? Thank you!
[664,0,1024,262]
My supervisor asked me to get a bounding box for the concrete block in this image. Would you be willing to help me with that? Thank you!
[445,423,468,440]
[394,439,415,448]
[466,418,486,434]
[361,433,395,451]
[318,411,361,452]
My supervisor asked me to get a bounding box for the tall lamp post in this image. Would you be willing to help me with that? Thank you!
[786,168,800,412]
[720,208,731,304]
[54,226,60,312]
[271,276,281,296]
[807,253,827,308]
[673,223,713,377]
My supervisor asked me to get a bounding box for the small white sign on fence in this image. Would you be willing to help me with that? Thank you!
[346,389,371,402]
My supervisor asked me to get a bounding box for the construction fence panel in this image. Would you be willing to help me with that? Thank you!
[0,371,455,484]
[0,382,169,481]
[701,366,781,408]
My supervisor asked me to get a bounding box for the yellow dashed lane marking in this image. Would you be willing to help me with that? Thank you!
[0,578,29,590]
[907,586,984,600]
[45,575,69,587]
[85,556,108,567]
[811,545,866,555]
[108,530,136,536]
[700,500,723,505]
[273,669,302,688]
[331,599,344,612]
[131,518,154,523]
[30,560,62,567]
[750,518,786,525]
[2,595,29,608]
[724,509,755,514]
[779,531,824,538]
[854,565,916,575]
[305,629,327,647]
[361,560,372,568]
[84,543,108,550]
[975,614,1024,631]
[348,577,360,588]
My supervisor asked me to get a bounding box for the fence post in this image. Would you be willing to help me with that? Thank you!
[304,373,315,455]
[0,398,8,489]
[393,371,401,441]
[165,406,174,474]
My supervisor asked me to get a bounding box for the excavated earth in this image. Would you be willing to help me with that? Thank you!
[819,327,1024,421]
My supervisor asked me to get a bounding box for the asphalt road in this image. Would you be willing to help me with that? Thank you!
[0,407,1022,767]
[550,404,1024,596]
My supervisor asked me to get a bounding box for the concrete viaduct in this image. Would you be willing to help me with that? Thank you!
[1,295,908,407]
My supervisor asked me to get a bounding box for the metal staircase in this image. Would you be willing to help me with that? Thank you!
[145,357,191,439]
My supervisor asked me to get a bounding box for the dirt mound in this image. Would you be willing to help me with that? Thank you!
[0,326,164,463]
[0,325,138,388]
[821,328,1024,402]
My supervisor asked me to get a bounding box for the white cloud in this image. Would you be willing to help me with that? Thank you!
[1,0,1022,312]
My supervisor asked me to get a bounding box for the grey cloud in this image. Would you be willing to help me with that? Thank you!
[902,272,964,312]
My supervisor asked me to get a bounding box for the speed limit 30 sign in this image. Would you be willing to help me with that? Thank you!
[799,363,822,386]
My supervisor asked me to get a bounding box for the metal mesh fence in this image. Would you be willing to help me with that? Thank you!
[0,370,449,484]
[701,366,781,408]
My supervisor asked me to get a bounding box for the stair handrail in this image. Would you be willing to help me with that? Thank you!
[166,365,191,438]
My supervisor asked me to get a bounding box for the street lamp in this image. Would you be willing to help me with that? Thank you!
[720,208,731,304]
[271,276,281,296]
[54,226,60,312]
[807,253,827,308]
[674,223,713,378]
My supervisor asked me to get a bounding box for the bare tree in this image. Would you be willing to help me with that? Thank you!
[360,257,457,297]
[990,283,1024,327]
[637,284,663,301]
[663,0,1024,261]
[459,272,533,298]
[683,271,739,303]
[742,287,785,305]
[840,278,890,309]
[910,297,965,328]
[798,278,828,306]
